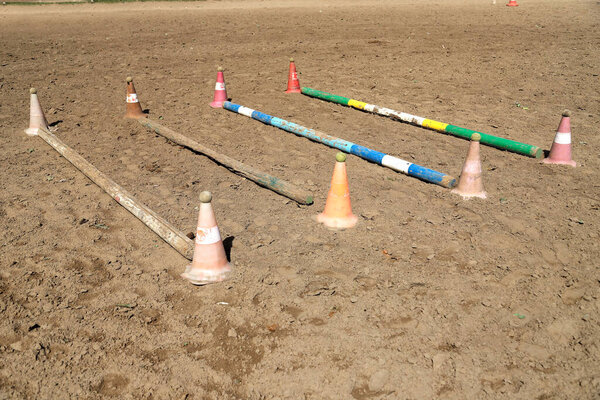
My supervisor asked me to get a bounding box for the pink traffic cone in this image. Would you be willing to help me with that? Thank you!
[124,77,145,119]
[25,88,49,136]
[543,110,576,167]
[209,67,228,108]
[452,133,487,199]
[181,191,232,285]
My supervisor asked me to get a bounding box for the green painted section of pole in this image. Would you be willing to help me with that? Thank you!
[445,125,543,158]
[301,87,543,159]
[301,87,351,106]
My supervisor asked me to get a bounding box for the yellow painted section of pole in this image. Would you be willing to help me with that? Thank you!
[422,119,449,132]
[348,99,368,110]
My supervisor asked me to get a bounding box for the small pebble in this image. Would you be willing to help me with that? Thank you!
[368,369,389,391]
[10,341,23,352]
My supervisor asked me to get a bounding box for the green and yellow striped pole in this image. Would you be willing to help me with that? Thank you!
[302,87,543,159]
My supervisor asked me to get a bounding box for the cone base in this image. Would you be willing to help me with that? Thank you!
[543,158,576,167]
[181,263,232,286]
[506,3,518,5]
[451,188,487,200]
[210,101,225,108]
[124,114,146,119]
[125,110,146,119]
[316,213,358,229]
[24,127,39,136]
[285,88,301,94]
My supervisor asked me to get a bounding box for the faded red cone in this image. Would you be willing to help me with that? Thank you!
[452,133,487,199]
[316,152,358,229]
[543,110,576,167]
[210,67,228,108]
[285,58,301,93]
[25,88,49,136]
[125,77,145,119]
[506,0,518,6]
[181,191,232,285]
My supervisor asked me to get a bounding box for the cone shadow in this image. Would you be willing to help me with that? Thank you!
[223,236,235,262]
[48,120,62,127]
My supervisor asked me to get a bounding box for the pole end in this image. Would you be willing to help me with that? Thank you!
[442,175,457,189]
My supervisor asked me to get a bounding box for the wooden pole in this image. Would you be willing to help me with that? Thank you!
[223,102,457,188]
[137,117,314,205]
[36,126,194,260]
[301,87,543,159]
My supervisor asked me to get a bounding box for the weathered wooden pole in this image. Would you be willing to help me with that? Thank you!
[137,117,314,205]
[36,125,195,260]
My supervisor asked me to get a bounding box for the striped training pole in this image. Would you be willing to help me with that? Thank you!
[223,102,456,189]
[301,87,543,159]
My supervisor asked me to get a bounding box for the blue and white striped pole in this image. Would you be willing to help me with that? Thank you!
[223,102,456,188]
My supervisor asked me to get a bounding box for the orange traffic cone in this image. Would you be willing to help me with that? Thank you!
[317,152,358,229]
[25,88,49,136]
[452,133,487,199]
[285,58,301,94]
[181,191,232,285]
[506,0,518,6]
[210,67,228,108]
[125,77,145,119]
[543,110,576,167]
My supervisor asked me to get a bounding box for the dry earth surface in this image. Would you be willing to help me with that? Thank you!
[0,0,599,398]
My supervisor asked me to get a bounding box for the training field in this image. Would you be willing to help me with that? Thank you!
[1,0,599,398]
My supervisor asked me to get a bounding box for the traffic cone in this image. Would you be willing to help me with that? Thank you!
[317,152,358,229]
[543,110,576,167]
[506,0,518,6]
[285,58,301,94]
[181,191,232,285]
[25,88,49,136]
[209,67,228,108]
[452,133,487,199]
[125,77,145,119]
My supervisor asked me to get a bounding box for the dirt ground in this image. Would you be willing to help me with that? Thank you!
[1,0,599,398]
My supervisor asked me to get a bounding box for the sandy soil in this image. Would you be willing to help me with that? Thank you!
[1,0,599,398]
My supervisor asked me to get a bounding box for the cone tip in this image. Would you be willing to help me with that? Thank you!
[336,152,347,162]
[562,109,571,117]
[290,57,294,62]
[29,88,37,94]
[126,76,133,83]
[471,133,481,141]
[217,66,223,72]
[199,191,213,203]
